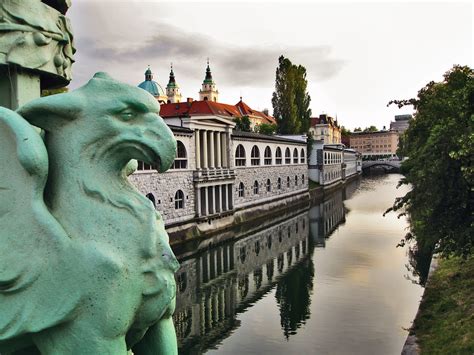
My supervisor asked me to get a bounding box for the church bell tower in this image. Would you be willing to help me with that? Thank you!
[199,59,219,102]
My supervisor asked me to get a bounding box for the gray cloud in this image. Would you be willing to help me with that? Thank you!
[72,20,345,89]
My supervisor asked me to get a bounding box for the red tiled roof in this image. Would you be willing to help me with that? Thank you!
[235,100,276,125]
[160,99,276,125]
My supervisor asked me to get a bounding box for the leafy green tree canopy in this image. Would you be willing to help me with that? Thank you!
[233,116,251,132]
[387,65,473,257]
[341,126,351,137]
[256,123,277,135]
[363,125,378,132]
[272,55,311,134]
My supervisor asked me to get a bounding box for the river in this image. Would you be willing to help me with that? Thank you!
[172,174,424,354]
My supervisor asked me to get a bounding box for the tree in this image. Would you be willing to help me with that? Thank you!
[341,126,351,137]
[256,123,277,135]
[233,116,251,132]
[354,127,362,132]
[386,65,473,258]
[293,64,312,133]
[362,125,378,132]
[272,56,311,134]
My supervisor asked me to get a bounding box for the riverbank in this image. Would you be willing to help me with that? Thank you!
[405,256,474,354]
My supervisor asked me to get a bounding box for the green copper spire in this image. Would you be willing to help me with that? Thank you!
[203,58,214,84]
[167,63,177,88]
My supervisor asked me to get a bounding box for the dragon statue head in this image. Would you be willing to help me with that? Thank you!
[20,72,177,175]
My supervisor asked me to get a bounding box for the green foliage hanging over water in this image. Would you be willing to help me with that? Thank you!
[387,65,473,258]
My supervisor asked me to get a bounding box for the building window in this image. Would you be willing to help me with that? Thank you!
[238,182,245,197]
[146,193,156,208]
[235,144,246,166]
[253,180,259,194]
[137,161,154,171]
[172,140,187,169]
[285,147,291,164]
[276,147,282,164]
[251,145,260,166]
[277,177,282,189]
[300,149,305,163]
[293,148,298,164]
[302,174,305,184]
[287,176,290,188]
[295,175,298,186]
[174,190,184,209]
[264,146,272,165]
[266,179,271,192]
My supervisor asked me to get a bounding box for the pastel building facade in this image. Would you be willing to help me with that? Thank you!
[349,130,399,159]
[308,114,341,144]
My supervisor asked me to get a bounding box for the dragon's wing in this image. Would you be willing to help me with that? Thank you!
[0,108,70,341]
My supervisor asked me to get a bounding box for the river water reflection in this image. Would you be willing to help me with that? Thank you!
[172,174,423,354]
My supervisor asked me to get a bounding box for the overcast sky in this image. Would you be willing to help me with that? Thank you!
[68,1,472,130]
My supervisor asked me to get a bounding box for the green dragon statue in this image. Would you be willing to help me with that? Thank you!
[0,72,179,354]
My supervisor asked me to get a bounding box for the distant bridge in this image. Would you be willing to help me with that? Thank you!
[362,160,401,172]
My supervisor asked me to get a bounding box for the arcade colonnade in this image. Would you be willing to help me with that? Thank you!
[194,128,234,218]
[194,129,230,169]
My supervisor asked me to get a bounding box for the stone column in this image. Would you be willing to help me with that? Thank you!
[226,133,231,168]
[222,185,228,211]
[216,132,222,168]
[227,184,233,210]
[208,186,214,215]
[196,186,201,217]
[202,130,208,169]
[209,131,215,169]
[218,185,223,213]
[203,186,209,216]
[222,133,228,168]
[195,129,201,170]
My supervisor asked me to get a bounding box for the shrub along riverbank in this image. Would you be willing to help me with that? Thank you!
[412,257,474,354]
[387,65,473,352]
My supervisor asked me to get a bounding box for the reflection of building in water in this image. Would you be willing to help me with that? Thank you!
[173,212,310,353]
[309,182,355,247]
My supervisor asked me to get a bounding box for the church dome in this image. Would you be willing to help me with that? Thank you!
[138,67,166,98]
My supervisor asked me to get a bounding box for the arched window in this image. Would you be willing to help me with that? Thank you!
[238,182,245,197]
[172,141,187,169]
[287,176,290,188]
[295,175,298,186]
[266,179,271,192]
[146,193,156,208]
[302,174,305,184]
[251,145,260,166]
[285,147,291,164]
[293,148,298,164]
[277,177,282,189]
[264,146,272,165]
[253,180,259,194]
[300,148,305,164]
[275,147,282,164]
[235,144,246,166]
[174,190,184,209]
